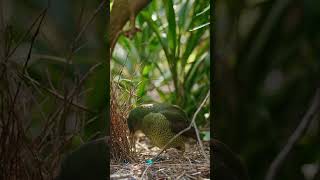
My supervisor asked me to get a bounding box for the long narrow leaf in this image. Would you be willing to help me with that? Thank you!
[181,27,206,68]
[140,13,170,61]
[164,0,177,58]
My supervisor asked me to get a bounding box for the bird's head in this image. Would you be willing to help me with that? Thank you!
[127,105,153,133]
[127,109,139,133]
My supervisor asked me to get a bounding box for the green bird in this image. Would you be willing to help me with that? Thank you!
[127,103,197,151]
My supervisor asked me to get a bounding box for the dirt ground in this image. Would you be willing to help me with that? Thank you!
[110,137,210,180]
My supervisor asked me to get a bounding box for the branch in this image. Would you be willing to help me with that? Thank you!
[110,0,151,54]
[265,88,320,180]
[9,6,48,119]
[73,0,107,47]
[20,73,95,114]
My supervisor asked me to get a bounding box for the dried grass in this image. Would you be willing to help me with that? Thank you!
[0,1,107,179]
[110,137,210,179]
[110,80,135,161]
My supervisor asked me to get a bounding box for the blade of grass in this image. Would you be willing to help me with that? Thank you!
[164,0,177,58]
[140,13,170,61]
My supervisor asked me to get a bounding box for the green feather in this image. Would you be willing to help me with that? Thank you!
[127,103,196,150]
[141,112,186,150]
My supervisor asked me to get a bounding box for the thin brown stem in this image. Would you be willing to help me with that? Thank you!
[265,88,320,180]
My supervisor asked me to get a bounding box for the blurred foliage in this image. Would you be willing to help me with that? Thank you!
[214,0,319,179]
[0,0,107,177]
[112,0,210,127]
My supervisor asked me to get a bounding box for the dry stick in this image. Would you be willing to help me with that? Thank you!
[9,7,48,120]
[192,111,210,163]
[58,59,99,132]
[33,54,72,64]
[59,0,106,116]
[5,10,48,167]
[73,0,106,45]
[152,90,210,162]
[2,8,47,64]
[140,163,152,180]
[265,88,320,180]
[67,62,102,101]
[20,74,94,113]
[22,66,100,148]
[110,0,151,54]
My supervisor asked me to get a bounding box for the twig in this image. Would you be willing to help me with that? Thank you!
[152,90,210,162]
[265,88,320,180]
[73,0,107,45]
[185,173,197,180]
[2,8,48,64]
[193,119,209,162]
[20,73,94,113]
[8,5,48,123]
[33,54,71,64]
[58,0,106,114]
[110,175,133,179]
[140,164,152,180]
[176,170,185,179]
[110,0,151,54]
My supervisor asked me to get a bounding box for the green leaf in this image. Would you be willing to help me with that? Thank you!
[184,53,208,91]
[195,4,210,16]
[189,22,210,31]
[164,0,177,57]
[137,78,147,101]
[178,0,192,31]
[140,13,170,61]
[142,65,151,76]
[181,27,206,68]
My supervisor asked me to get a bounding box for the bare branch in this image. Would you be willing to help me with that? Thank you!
[110,0,152,54]
[265,88,320,180]
[20,73,95,114]
[73,0,107,47]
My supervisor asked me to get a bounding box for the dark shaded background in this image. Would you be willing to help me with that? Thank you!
[0,0,108,178]
[213,0,319,179]
[1,0,320,179]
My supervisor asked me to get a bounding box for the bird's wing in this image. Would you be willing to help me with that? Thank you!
[159,110,197,139]
[154,103,189,119]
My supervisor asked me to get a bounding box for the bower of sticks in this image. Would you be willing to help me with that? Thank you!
[110,82,210,180]
[111,138,210,180]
